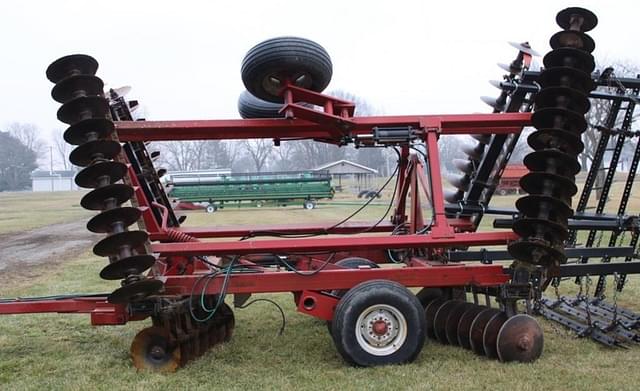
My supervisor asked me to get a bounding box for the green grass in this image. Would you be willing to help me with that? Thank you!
[0,191,92,235]
[1,189,640,390]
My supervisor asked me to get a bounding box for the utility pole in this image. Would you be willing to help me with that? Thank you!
[50,145,54,192]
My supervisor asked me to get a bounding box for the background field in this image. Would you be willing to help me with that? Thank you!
[0,189,639,390]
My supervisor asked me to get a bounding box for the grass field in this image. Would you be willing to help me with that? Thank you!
[0,191,92,235]
[0,188,639,390]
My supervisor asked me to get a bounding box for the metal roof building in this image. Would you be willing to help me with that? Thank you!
[313,160,378,192]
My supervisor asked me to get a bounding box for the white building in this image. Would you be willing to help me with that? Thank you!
[31,170,78,192]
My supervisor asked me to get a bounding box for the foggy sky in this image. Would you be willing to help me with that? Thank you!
[1,0,638,149]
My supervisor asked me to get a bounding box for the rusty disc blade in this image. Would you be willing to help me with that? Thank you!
[75,161,127,189]
[81,183,133,210]
[108,278,163,304]
[482,312,509,360]
[425,298,447,340]
[469,308,501,355]
[497,314,544,363]
[51,74,104,104]
[100,254,156,280]
[87,207,141,233]
[433,300,463,344]
[130,326,180,373]
[457,305,486,349]
[47,54,98,83]
[64,118,114,145]
[69,139,121,167]
[93,230,149,256]
[445,302,476,346]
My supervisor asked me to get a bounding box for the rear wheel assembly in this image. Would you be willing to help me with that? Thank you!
[331,280,425,366]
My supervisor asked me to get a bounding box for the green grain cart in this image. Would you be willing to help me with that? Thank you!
[166,170,334,212]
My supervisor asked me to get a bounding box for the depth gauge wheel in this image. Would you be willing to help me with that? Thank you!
[331,280,426,366]
[241,37,333,103]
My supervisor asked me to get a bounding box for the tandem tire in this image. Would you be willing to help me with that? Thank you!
[241,37,333,103]
[331,279,426,366]
[237,90,285,119]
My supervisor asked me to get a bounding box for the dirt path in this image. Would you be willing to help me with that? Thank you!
[0,220,99,283]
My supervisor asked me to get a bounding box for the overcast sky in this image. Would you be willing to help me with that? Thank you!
[1,0,639,148]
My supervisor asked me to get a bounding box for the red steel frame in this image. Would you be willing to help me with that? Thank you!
[0,85,531,325]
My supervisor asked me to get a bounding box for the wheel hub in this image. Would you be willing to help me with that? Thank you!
[356,304,407,356]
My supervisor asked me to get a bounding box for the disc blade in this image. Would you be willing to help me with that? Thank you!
[57,96,109,125]
[496,314,544,363]
[457,305,486,349]
[63,118,115,145]
[425,298,447,339]
[75,161,127,188]
[444,189,464,203]
[100,254,156,280]
[81,183,133,210]
[108,278,163,304]
[433,300,463,344]
[556,7,598,32]
[52,74,104,104]
[69,139,121,167]
[482,311,509,359]
[508,41,540,57]
[87,206,141,233]
[453,159,474,174]
[93,230,149,256]
[445,302,475,346]
[130,326,180,372]
[469,308,501,355]
[46,54,98,83]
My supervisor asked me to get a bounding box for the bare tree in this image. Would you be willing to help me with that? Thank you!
[52,130,71,170]
[273,142,296,171]
[580,60,640,198]
[6,122,45,157]
[242,139,273,172]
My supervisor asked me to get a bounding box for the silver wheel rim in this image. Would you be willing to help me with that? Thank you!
[355,304,408,356]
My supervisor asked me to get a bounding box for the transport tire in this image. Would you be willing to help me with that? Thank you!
[331,280,426,366]
[303,199,315,210]
[237,90,284,119]
[326,257,379,334]
[206,204,217,213]
[241,37,333,102]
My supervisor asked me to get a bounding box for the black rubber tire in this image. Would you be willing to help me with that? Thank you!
[331,279,426,366]
[237,90,284,119]
[326,258,379,334]
[241,36,333,103]
[330,258,379,298]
